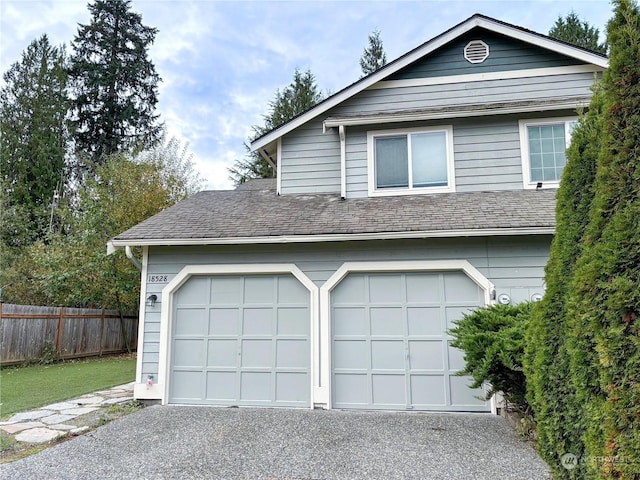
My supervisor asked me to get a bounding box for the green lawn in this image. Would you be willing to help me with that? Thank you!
[0,356,136,419]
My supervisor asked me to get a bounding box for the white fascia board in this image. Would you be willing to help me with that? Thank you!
[475,17,609,68]
[109,226,556,250]
[324,99,590,129]
[106,241,119,255]
[250,15,607,153]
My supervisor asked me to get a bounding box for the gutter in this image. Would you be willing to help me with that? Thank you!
[107,226,556,249]
[107,243,142,272]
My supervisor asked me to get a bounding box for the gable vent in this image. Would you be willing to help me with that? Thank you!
[464,40,489,64]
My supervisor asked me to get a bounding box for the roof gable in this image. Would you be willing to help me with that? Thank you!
[250,13,608,153]
[388,28,585,81]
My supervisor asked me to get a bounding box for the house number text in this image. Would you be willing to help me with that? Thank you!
[147,274,169,284]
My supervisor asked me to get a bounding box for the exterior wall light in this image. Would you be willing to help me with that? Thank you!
[146,294,157,307]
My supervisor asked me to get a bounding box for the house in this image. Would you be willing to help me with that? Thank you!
[108,14,607,413]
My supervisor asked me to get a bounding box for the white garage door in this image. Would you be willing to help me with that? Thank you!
[331,271,489,411]
[169,274,310,407]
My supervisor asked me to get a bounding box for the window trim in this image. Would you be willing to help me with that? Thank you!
[519,116,577,190]
[367,125,455,197]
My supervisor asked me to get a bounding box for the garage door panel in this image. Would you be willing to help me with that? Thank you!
[370,307,404,335]
[172,371,203,401]
[176,277,209,304]
[276,308,309,335]
[369,274,403,303]
[407,307,443,336]
[210,277,242,304]
[410,375,446,406]
[333,308,367,335]
[447,341,467,371]
[276,340,308,368]
[372,374,405,405]
[450,376,485,406]
[406,273,442,303]
[277,276,309,303]
[207,339,237,367]
[409,340,444,370]
[206,371,237,400]
[241,339,272,368]
[332,271,489,412]
[173,339,204,367]
[241,372,271,401]
[332,275,366,304]
[170,274,310,406]
[243,277,275,304]
[444,272,483,303]
[209,308,239,335]
[334,374,368,405]
[276,373,307,401]
[371,341,405,370]
[175,308,207,336]
[243,308,273,335]
[334,340,368,370]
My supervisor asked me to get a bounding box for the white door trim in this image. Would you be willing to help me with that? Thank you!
[318,260,494,410]
[155,264,318,406]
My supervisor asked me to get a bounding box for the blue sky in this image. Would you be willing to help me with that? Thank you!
[0,0,613,190]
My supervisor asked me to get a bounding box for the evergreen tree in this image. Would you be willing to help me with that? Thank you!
[527,1,640,478]
[229,69,324,185]
[565,1,640,476]
[360,29,387,77]
[549,11,607,54]
[524,85,605,479]
[69,0,162,166]
[0,34,69,249]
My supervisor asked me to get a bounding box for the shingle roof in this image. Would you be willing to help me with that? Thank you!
[234,178,276,191]
[111,189,556,246]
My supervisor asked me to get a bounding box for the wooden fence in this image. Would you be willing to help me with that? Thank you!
[0,303,138,365]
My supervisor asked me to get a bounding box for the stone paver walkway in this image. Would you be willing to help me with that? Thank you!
[0,382,134,444]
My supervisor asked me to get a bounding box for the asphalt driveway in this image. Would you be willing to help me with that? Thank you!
[1,406,550,479]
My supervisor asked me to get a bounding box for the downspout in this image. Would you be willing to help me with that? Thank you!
[339,125,346,199]
[125,245,142,272]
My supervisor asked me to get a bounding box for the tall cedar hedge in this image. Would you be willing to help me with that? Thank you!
[525,1,640,478]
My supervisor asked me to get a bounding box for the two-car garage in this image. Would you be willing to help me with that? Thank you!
[163,262,491,413]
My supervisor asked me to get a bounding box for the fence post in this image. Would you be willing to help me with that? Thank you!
[100,309,105,356]
[56,306,64,354]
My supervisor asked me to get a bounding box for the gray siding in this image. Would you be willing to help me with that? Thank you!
[388,29,584,80]
[280,120,341,195]
[336,72,595,115]
[140,236,551,380]
[345,117,525,198]
[279,72,595,196]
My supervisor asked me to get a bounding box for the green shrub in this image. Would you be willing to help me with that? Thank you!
[39,340,59,365]
[449,302,532,414]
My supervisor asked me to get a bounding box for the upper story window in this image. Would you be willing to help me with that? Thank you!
[367,126,455,196]
[519,117,577,189]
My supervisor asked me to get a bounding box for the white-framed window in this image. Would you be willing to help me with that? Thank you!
[519,117,577,189]
[367,125,455,196]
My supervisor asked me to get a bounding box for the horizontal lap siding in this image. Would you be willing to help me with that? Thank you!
[141,237,551,379]
[454,119,523,191]
[288,73,593,198]
[345,117,524,197]
[336,73,595,115]
[281,120,340,194]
